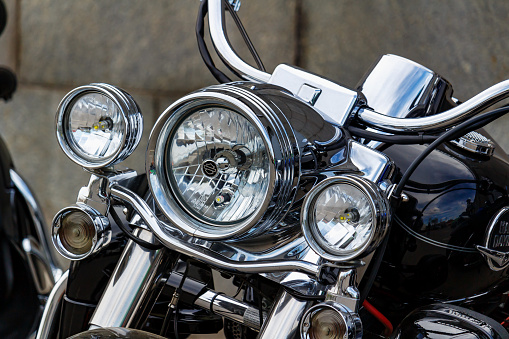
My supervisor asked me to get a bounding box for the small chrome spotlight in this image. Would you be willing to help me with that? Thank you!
[300,301,362,339]
[52,204,110,260]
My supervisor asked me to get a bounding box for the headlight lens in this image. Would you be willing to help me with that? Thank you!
[167,106,270,225]
[56,83,143,169]
[147,86,300,240]
[66,93,126,161]
[302,175,390,261]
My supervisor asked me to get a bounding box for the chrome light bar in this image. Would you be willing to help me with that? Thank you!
[110,184,321,278]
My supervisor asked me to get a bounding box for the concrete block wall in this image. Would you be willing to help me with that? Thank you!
[0,1,508,264]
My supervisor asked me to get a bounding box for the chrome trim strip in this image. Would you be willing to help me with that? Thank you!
[110,184,321,277]
[358,79,509,132]
[208,0,271,83]
[11,169,62,281]
[36,270,69,339]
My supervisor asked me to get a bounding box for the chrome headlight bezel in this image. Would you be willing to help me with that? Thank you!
[147,85,299,240]
[55,83,143,169]
[301,175,390,262]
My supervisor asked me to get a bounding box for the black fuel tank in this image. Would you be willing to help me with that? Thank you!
[375,131,509,314]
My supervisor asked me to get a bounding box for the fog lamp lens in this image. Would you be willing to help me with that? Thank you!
[301,302,362,339]
[56,83,143,169]
[301,175,390,262]
[52,204,110,260]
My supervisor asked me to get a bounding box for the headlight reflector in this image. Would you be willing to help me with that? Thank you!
[168,106,270,225]
[56,83,143,169]
[302,175,390,261]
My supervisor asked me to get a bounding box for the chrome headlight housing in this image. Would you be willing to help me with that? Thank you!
[301,175,390,261]
[52,203,111,260]
[56,83,143,169]
[147,84,299,240]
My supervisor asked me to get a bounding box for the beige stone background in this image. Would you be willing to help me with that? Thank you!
[0,0,508,265]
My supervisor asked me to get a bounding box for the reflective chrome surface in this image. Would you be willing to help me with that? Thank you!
[89,229,164,328]
[300,301,363,339]
[348,140,393,184]
[208,0,270,82]
[11,169,62,281]
[147,84,299,240]
[358,54,453,119]
[358,78,509,132]
[258,290,312,339]
[451,131,495,156]
[77,168,138,215]
[269,64,359,126]
[56,83,143,169]
[36,270,69,339]
[22,237,55,294]
[51,203,111,260]
[325,269,360,313]
[195,289,265,331]
[301,175,391,262]
[110,184,321,277]
[477,206,509,271]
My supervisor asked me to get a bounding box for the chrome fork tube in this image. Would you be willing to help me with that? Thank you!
[258,290,313,339]
[89,228,167,329]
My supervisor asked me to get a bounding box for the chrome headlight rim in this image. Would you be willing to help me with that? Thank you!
[51,203,110,261]
[147,86,299,240]
[55,83,143,169]
[301,175,390,262]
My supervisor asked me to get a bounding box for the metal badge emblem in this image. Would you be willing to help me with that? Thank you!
[477,206,509,271]
[202,160,219,178]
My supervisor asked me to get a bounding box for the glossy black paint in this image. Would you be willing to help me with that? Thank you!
[372,131,509,320]
[392,304,508,338]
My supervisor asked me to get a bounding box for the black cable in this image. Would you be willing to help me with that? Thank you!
[393,105,509,199]
[196,0,232,83]
[359,228,391,305]
[348,126,438,144]
[109,205,163,250]
[223,0,266,72]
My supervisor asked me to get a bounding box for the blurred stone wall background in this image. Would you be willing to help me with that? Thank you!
[0,0,508,266]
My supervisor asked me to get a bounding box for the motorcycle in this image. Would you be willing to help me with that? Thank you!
[34,0,509,338]
[0,1,63,338]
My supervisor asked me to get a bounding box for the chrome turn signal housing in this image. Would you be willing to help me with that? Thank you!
[300,301,362,339]
[56,83,143,169]
[52,204,111,260]
[301,175,390,262]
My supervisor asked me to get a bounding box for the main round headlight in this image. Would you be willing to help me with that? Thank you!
[147,85,299,239]
[301,175,390,261]
[56,83,143,169]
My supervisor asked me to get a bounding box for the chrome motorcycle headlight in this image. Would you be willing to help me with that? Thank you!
[147,84,299,239]
[56,83,143,169]
[301,175,390,261]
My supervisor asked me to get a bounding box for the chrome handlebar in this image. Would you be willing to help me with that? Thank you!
[208,0,270,83]
[357,79,509,133]
[207,0,509,133]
